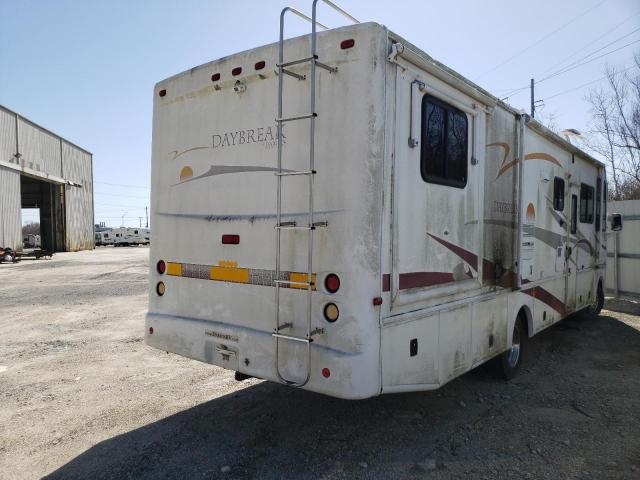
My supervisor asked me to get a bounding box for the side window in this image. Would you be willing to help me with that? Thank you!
[579,183,594,223]
[595,178,602,231]
[134,230,139,234]
[571,195,578,234]
[553,177,565,211]
[420,95,468,188]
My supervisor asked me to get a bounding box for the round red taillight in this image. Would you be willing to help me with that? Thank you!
[325,274,340,293]
[157,260,166,274]
[322,368,331,378]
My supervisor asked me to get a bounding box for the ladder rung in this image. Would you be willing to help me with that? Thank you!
[277,55,316,68]
[277,322,292,331]
[276,225,314,230]
[281,68,306,81]
[275,170,316,176]
[316,61,337,73]
[274,279,313,287]
[278,221,297,227]
[272,333,313,343]
[276,113,317,123]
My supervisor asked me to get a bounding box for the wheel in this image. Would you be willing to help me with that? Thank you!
[500,316,526,380]
[586,281,604,316]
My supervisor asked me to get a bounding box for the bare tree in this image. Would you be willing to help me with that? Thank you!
[22,222,40,235]
[585,53,640,200]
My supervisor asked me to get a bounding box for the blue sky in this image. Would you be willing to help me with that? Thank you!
[1,0,638,226]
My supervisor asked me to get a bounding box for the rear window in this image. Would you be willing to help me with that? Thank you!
[420,95,468,188]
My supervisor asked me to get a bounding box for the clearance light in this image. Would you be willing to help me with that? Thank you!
[211,73,221,82]
[373,297,383,306]
[158,89,167,97]
[232,67,242,76]
[157,260,166,274]
[149,327,154,334]
[325,274,340,293]
[156,282,166,296]
[340,39,355,50]
[323,303,339,322]
[221,234,240,245]
[322,368,331,378]
[255,61,266,70]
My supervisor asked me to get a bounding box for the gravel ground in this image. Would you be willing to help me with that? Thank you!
[0,247,639,479]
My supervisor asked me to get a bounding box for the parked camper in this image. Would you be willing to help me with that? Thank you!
[23,234,41,249]
[146,4,617,400]
[95,230,114,246]
[113,227,150,246]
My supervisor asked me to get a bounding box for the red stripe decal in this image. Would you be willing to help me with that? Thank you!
[427,234,478,271]
[399,272,454,289]
[523,286,566,315]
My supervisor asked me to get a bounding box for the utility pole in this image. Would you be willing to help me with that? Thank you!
[530,78,535,118]
[145,206,149,228]
[139,217,142,228]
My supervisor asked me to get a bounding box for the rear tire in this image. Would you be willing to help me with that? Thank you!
[585,281,604,316]
[500,316,526,380]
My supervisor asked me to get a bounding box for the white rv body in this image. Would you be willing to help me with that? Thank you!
[146,21,606,399]
[112,227,150,246]
[95,230,115,246]
[23,234,41,249]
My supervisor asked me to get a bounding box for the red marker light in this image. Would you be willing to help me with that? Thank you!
[211,73,220,82]
[322,368,331,378]
[373,297,383,306]
[340,39,355,50]
[157,260,166,274]
[158,89,167,97]
[232,67,242,76]
[222,234,240,245]
[149,327,154,334]
[255,61,266,70]
[325,274,340,293]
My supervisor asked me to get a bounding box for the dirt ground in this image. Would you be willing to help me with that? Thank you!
[0,247,639,480]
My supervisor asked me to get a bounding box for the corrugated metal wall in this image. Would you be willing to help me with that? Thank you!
[0,104,93,251]
[0,167,22,249]
[18,119,63,177]
[62,141,94,251]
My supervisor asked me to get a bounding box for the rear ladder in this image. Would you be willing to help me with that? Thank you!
[273,0,358,386]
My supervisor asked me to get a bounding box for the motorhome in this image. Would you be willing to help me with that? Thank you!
[145,2,620,399]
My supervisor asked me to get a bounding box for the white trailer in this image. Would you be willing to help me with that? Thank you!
[23,234,41,249]
[146,3,621,399]
[112,227,150,246]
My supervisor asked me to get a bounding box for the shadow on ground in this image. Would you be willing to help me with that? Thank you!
[45,313,640,480]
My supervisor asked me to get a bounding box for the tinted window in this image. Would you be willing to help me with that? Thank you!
[421,95,468,188]
[571,195,578,234]
[580,183,594,223]
[553,177,565,211]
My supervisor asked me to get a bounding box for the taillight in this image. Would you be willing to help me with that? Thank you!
[340,39,355,50]
[325,274,340,293]
[323,303,339,322]
[156,282,165,296]
[322,368,331,378]
[221,234,240,245]
[157,260,166,274]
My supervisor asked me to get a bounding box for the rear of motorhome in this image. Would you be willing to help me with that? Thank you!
[146,4,615,399]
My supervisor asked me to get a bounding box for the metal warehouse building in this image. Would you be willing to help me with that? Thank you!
[0,105,94,252]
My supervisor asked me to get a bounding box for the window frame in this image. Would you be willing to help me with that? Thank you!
[420,94,469,189]
[595,178,602,231]
[553,177,565,211]
[579,183,595,224]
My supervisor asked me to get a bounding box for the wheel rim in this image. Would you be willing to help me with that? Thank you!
[507,324,521,368]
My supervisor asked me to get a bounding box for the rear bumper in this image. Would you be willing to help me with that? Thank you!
[145,312,380,399]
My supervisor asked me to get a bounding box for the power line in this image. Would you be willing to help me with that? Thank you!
[94,191,150,200]
[94,181,149,189]
[540,64,636,101]
[540,9,640,75]
[501,38,640,100]
[94,201,148,209]
[477,0,609,78]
